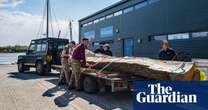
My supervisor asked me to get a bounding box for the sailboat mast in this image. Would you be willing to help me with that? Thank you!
[46,0,49,38]
[69,21,73,41]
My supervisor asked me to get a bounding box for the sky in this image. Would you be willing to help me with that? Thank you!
[0,0,120,46]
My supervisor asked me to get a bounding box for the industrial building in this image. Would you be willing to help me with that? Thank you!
[79,0,208,59]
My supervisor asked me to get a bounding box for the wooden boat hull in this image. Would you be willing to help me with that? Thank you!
[86,56,197,80]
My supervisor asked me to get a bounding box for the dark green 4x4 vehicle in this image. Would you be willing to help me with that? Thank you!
[17,38,68,75]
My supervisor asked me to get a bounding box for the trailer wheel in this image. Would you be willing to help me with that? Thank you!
[83,76,98,93]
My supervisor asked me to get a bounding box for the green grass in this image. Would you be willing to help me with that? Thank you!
[0,45,28,53]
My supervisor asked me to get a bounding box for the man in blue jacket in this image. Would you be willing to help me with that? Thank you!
[159,40,176,61]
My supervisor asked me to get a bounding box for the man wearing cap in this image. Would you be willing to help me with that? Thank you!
[159,40,176,60]
[68,37,90,90]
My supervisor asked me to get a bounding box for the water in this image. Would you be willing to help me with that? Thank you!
[0,53,25,65]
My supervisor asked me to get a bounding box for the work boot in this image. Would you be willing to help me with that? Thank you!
[75,87,82,91]
[75,89,81,91]
[58,82,64,86]
[68,86,75,90]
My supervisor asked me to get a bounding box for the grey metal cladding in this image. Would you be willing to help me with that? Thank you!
[79,0,208,58]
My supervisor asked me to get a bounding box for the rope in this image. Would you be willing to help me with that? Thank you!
[81,56,107,73]
[96,58,122,77]
[172,62,186,74]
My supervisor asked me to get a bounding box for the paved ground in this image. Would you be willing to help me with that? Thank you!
[0,65,132,110]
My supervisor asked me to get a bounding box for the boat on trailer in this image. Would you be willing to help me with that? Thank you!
[85,54,198,81]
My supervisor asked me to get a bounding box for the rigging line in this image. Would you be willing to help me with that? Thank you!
[65,28,69,38]
[50,14,54,37]
[72,22,79,38]
[49,2,54,37]
[65,20,71,38]
[51,6,60,31]
[36,0,47,38]
[65,31,68,38]
[72,26,78,36]
[50,14,53,37]
[41,0,47,38]
[39,13,46,38]
[40,1,47,38]
[72,28,77,40]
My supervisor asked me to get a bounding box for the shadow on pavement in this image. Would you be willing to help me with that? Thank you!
[43,78,132,110]
[7,71,132,109]
[7,72,59,80]
[42,79,77,107]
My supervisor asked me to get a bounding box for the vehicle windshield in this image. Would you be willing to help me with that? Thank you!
[36,43,47,52]
[28,43,35,53]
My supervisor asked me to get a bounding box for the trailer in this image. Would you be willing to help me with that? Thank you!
[81,69,148,93]
[51,64,146,93]
[51,57,201,94]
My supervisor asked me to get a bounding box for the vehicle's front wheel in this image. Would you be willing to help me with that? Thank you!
[36,61,44,75]
[18,62,25,73]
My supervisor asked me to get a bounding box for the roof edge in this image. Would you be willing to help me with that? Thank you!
[79,0,129,22]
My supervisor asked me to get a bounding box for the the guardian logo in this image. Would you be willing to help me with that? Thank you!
[136,83,197,104]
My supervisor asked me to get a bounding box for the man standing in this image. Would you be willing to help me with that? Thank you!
[68,41,76,65]
[94,43,105,54]
[103,44,113,56]
[68,37,90,90]
[159,40,176,60]
[58,41,76,86]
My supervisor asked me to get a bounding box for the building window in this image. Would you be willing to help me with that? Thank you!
[94,19,99,24]
[36,44,47,52]
[99,17,105,21]
[84,31,95,40]
[88,21,93,25]
[92,42,100,47]
[192,31,208,38]
[100,26,113,38]
[106,14,114,19]
[93,42,100,46]
[41,44,47,51]
[135,1,148,9]
[36,44,42,52]
[168,33,189,40]
[83,23,88,27]
[148,0,160,4]
[153,35,167,41]
[114,10,122,16]
[123,7,134,14]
